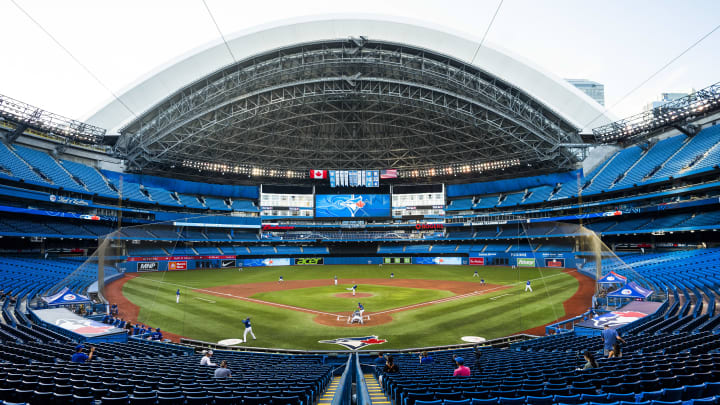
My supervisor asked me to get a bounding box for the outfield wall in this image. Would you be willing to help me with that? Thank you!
[120,252,577,272]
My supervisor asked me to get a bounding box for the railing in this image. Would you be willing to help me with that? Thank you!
[355,353,372,405]
[331,354,353,405]
[545,309,596,335]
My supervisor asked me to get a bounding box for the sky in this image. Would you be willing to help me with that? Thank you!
[0,0,718,133]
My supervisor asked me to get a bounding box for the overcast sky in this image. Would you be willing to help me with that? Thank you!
[1,0,718,132]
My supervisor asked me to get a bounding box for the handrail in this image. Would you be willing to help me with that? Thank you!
[331,354,353,405]
[355,353,372,405]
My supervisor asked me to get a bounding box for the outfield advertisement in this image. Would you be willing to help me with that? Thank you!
[294,258,324,265]
[517,258,536,267]
[315,194,390,218]
[241,258,292,267]
[220,259,236,268]
[413,257,463,265]
[383,257,412,264]
[469,257,485,265]
[136,262,159,272]
[168,261,187,271]
[545,258,565,267]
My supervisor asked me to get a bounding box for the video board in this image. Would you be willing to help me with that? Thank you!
[315,194,390,218]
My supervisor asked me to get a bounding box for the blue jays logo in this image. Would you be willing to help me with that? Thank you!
[590,311,647,328]
[338,195,367,217]
[319,335,387,350]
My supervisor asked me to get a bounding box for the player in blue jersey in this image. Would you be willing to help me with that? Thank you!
[176,289,180,303]
[525,280,532,292]
[242,317,256,342]
[346,284,358,296]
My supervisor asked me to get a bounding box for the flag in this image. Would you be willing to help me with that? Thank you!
[380,169,398,179]
[310,170,327,179]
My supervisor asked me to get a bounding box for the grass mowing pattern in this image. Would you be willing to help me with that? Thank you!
[252,285,454,312]
[121,264,578,350]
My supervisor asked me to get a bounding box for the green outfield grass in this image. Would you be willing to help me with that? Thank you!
[252,284,453,312]
[121,264,579,350]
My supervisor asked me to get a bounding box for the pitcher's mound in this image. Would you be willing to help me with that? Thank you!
[334,292,373,298]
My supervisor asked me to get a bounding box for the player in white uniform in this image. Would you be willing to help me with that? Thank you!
[334,275,338,285]
[525,280,532,292]
[346,284,358,296]
[176,289,180,303]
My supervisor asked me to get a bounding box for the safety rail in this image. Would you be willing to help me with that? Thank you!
[331,354,353,405]
[545,309,596,335]
[355,353,372,405]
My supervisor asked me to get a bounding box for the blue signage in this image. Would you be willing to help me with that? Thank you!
[315,194,390,218]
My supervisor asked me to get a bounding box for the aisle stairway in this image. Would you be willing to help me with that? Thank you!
[365,373,391,404]
[318,375,341,405]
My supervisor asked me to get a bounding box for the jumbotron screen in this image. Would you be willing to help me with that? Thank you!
[314,194,390,218]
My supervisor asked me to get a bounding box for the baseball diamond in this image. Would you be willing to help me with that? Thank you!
[107,264,592,349]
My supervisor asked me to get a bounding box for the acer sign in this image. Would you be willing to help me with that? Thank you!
[168,261,187,271]
[294,258,324,265]
[415,223,444,230]
[469,257,485,265]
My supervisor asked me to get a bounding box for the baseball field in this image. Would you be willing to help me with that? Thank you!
[106,264,593,350]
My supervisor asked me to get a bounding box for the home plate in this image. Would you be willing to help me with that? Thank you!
[218,339,244,346]
[461,336,487,343]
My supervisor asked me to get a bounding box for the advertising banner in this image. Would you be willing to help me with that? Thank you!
[545,258,564,268]
[469,257,485,265]
[383,257,412,264]
[294,258,324,265]
[242,258,292,267]
[315,194,390,218]
[220,259,236,268]
[137,262,159,272]
[517,258,536,267]
[168,261,187,271]
[127,255,236,262]
[413,257,463,265]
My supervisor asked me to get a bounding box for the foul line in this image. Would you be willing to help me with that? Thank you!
[193,297,216,303]
[142,278,337,317]
[141,269,581,317]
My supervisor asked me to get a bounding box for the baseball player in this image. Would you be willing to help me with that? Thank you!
[278,275,284,283]
[347,309,364,324]
[481,278,486,286]
[473,270,479,277]
[390,272,394,279]
[334,275,338,286]
[525,280,532,292]
[242,317,256,342]
[176,289,180,303]
[346,284,358,296]
[357,302,365,317]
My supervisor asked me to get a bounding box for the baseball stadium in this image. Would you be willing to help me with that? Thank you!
[0,7,720,405]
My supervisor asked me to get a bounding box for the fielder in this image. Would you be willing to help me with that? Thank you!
[390,272,394,279]
[176,289,180,303]
[346,284,358,296]
[473,270,479,277]
[525,280,532,292]
[278,275,284,283]
[242,317,256,342]
[334,275,338,286]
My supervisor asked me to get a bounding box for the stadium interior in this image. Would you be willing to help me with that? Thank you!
[1,15,720,405]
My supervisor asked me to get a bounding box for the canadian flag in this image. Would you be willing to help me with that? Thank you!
[310,170,327,179]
